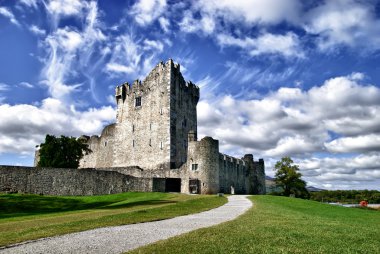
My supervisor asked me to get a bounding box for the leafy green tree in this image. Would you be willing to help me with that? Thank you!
[37,135,91,169]
[274,157,309,199]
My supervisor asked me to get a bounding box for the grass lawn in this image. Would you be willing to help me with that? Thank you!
[0,192,227,247]
[130,195,380,254]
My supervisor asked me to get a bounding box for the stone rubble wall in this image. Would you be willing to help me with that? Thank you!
[219,154,247,194]
[0,166,152,196]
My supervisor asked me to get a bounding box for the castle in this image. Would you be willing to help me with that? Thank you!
[78,59,266,195]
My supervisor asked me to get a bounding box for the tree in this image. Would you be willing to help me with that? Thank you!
[274,157,309,199]
[37,135,92,169]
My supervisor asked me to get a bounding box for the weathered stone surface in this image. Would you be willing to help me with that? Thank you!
[80,60,199,170]
[0,166,152,195]
[30,59,266,195]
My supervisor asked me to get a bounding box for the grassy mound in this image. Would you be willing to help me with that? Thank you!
[131,195,380,254]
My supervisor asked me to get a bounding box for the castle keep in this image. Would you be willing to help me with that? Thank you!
[79,59,266,195]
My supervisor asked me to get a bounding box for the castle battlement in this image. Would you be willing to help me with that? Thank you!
[76,59,265,195]
[115,60,199,105]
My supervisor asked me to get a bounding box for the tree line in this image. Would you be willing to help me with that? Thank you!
[310,190,380,204]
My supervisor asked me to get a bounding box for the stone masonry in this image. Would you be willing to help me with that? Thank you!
[27,59,265,195]
[77,59,266,195]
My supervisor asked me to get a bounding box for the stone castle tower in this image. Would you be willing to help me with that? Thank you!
[77,59,266,194]
[80,59,199,170]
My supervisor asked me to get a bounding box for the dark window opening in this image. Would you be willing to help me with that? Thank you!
[189,179,200,194]
[170,162,176,169]
[135,96,141,107]
[133,140,135,147]
[192,164,198,171]
[165,178,181,192]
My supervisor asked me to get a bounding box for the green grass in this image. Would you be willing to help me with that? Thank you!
[130,195,380,254]
[0,192,227,247]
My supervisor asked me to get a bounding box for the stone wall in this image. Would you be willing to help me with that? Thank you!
[219,154,247,194]
[184,136,220,194]
[79,59,199,171]
[0,166,152,196]
[169,63,199,168]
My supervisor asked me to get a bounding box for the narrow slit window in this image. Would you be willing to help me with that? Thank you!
[192,164,198,171]
[149,139,152,146]
[135,96,141,107]
[133,140,135,147]
[160,141,163,150]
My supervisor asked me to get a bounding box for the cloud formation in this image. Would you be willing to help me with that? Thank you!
[0,6,19,26]
[198,73,380,189]
[41,1,106,100]
[0,98,115,155]
[130,0,167,26]
[304,0,380,51]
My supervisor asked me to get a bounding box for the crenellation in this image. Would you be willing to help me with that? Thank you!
[34,59,265,195]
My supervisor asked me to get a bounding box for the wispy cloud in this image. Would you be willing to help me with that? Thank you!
[29,25,46,36]
[41,1,106,101]
[0,98,115,155]
[304,0,380,51]
[0,83,10,91]
[217,32,304,58]
[0,7,20,26]
[19,82,34,88]
[129,0,167,26]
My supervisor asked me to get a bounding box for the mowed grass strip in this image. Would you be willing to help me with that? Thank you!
[0,192,227,247]
[130,195,380,254]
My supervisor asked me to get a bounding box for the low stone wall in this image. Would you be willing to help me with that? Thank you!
[0,166,152,196]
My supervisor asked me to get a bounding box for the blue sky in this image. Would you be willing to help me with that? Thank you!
[0,0,380,190]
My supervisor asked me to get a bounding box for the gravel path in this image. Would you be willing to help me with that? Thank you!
[1,195,252,254]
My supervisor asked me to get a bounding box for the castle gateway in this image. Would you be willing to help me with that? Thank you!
[78,59,265,195]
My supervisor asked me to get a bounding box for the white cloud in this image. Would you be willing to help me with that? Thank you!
[179,11,216,35]
[143,39,164,52]
[217,32,303,58]
[19,82,34,88]
[304,0,380,51]
[298,153,380,189]
[0,7,20,26]
[0,83,10,91]
[105,35,142,76]
[0,98,115,155]
[325,134,380,153]
[158,17,170,32]
[194,0,300,26]
[46,0,85,17]
[198,73,380,159]
[105,34,159,79]
[106,63,134,74]
[130,0,167,26]
[19,0,38,8]
[41,1,106,100]
[29,25,46,36]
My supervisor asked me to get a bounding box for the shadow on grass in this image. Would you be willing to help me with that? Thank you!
[0,194,177,219]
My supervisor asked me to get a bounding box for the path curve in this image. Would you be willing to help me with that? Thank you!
[1,195,252,254]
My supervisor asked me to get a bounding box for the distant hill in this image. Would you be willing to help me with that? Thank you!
[306,186,325,192]
[266,175,325,193]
